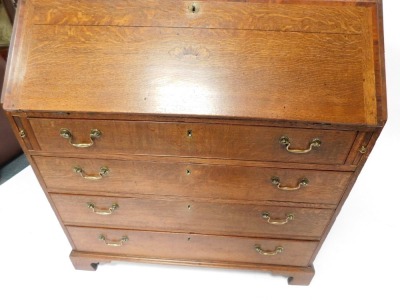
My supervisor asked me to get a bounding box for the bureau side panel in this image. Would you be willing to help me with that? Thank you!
[308,127,384,263]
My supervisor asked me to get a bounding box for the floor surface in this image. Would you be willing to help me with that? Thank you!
[0,154,28,185]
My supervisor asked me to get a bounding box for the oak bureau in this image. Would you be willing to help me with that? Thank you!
[1,0,386,285]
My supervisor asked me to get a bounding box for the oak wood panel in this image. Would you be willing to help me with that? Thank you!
[34,156,352,205]
[67,226,319,267]
[31,0,365,34]
[10,25,370,125]
[52,194,334,240]
[29,118,357,165]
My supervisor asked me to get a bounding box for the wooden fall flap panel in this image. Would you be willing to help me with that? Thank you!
[2,0,382,125]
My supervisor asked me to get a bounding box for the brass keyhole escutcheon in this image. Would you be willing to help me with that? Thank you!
[187,130,193,137]
[190,3,198,13]
[186,169,191,175]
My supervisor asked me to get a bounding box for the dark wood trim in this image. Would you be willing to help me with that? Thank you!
[372,0,388,125]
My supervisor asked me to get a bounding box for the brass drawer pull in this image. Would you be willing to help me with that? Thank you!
[262,212,294,225]
[98,234,128,247]
[60,128,102,148]
[87,202,119,215]
[74,166,109,180]
[271,176,309,191]
[255,245,284,256]
[280,136,321,154]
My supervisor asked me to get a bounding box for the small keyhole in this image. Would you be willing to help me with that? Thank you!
[187,130,193,137]
[188,205,191,210]
[190,4,197,13]
[186,169,191,175]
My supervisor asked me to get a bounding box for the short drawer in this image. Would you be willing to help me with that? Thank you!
[67,226,318,267]
[35,156,352,205]
[29,118,356,165]
[52,194,334,240]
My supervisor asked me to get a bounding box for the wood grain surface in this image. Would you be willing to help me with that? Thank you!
[52,193,334,240]
[31,0,365,34]
[29,118,357,165]
[34,156,352,204]
[3,7,377,125]
[67,226,319,267]
[20,25,365,122]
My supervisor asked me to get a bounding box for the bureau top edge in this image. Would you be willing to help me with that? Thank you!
[28,0,377,34]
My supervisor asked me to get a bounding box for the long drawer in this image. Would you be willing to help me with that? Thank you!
[29,118,356,165]
[35,156,352,205]
[67,226,319,267]
[52,194,334,240]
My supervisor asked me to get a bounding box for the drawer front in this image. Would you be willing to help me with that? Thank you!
[29,118,356,165]
[52,194,334,240]
[67,226,318,267]
[35,156,352,205]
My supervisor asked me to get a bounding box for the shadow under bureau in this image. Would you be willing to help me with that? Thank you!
[1,0,386,285]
